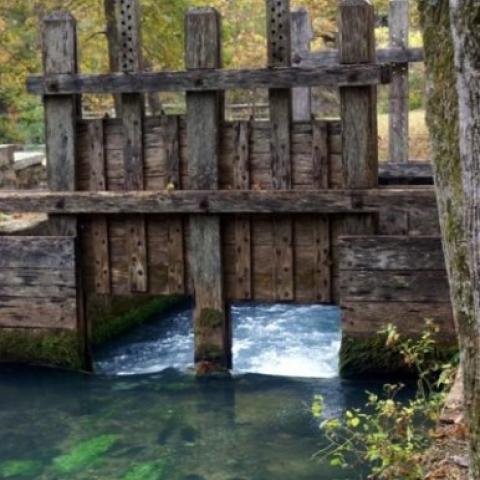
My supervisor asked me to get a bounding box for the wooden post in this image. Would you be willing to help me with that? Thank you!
[337,0,378,288]
[388,0,409,163]
[291,8,313,122]
[109,0,148,293]
[338,0,378,189]
[267,0,295,301]
[43,12,89,368]
[186,8,231,373]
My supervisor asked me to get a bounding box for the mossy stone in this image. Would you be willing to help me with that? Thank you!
[195,343,226,363]
[90,294,186,346]
[197,308,224,331]
[0,329,83,370]
[340,334,458,377]
[52,434,119,474]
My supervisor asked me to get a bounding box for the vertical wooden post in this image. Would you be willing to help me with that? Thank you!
[186,8,231,373]
[110,0,148,293]
[338,0,378,189]
[43,12,89,368]
[267,0,295,301]
[388,0,409,163]
[338,1,378,234]
[291,8,313,122]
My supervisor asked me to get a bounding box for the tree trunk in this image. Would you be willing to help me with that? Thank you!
[449,1,480,477]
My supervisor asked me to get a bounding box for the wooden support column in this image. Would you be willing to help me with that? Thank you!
[43,12,89,368]
[291,8,314,122]
[267,0,295,301]
[388,0,409,163]
[186,8,231,372]
[110,0,148,292]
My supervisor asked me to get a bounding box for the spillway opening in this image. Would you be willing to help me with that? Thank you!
[94,303,342,378]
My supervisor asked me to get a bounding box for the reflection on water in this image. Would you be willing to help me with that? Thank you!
[0,304,382,479]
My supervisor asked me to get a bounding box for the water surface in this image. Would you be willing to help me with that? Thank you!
[0,303,389,479]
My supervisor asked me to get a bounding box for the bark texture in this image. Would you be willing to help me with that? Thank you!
[449,1,480,478]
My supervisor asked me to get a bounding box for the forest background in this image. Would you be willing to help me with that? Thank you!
[0,0,426,161]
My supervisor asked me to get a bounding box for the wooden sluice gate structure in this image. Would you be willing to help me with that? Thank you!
[0,0,454,372]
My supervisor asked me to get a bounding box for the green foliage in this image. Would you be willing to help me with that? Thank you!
[316,321,457,479]
[52,434,119,474]
[0,459,43,478]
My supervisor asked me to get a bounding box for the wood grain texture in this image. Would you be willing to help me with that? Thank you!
[43,12,78,237]
[339,236,445,271]
[0,188,438,214]
[87,120,111,294]
[111,0,148,293]
[268,0,294,301]
[233,121,252,299]
[27,64,390,95]
[295,47,424,68]
[291,9,313,121]
[162,115,185,294]
[0,237,77,330]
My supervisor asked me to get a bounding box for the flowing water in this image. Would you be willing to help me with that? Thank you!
[0,303,400,479]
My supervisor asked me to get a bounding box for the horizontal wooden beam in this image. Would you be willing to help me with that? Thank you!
[294,47,424,67]
[0,188,435,214]
[379,161,433,183]
[27,64,391,96]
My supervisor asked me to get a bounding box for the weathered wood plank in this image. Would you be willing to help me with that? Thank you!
[379,161,433,183]
[162,115,185,294]
[233,121,252,300]
[312,119,331,302]
[27,64,391,95]
[341,270,450,303]
[0,298,77,330]
[186,8,230,372]
[339,236,445,270]
[87,120,111,294]
[0,236,75,269]
[389,0,409,163]
[0,188,438,214]
[293,46,424,68]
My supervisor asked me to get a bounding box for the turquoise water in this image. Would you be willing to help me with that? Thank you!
[0,304,393,479]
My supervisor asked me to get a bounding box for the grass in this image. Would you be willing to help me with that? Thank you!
[378,109,431,162]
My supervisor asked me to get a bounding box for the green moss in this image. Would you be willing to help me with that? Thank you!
[340,334,458,377]
[195,343,226,363]
[90,294,186,345]
[196,308,224,331]
[0,459,43,478]
[124,460,169,480]
[52,434,119,474]
[0,329,83,370]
